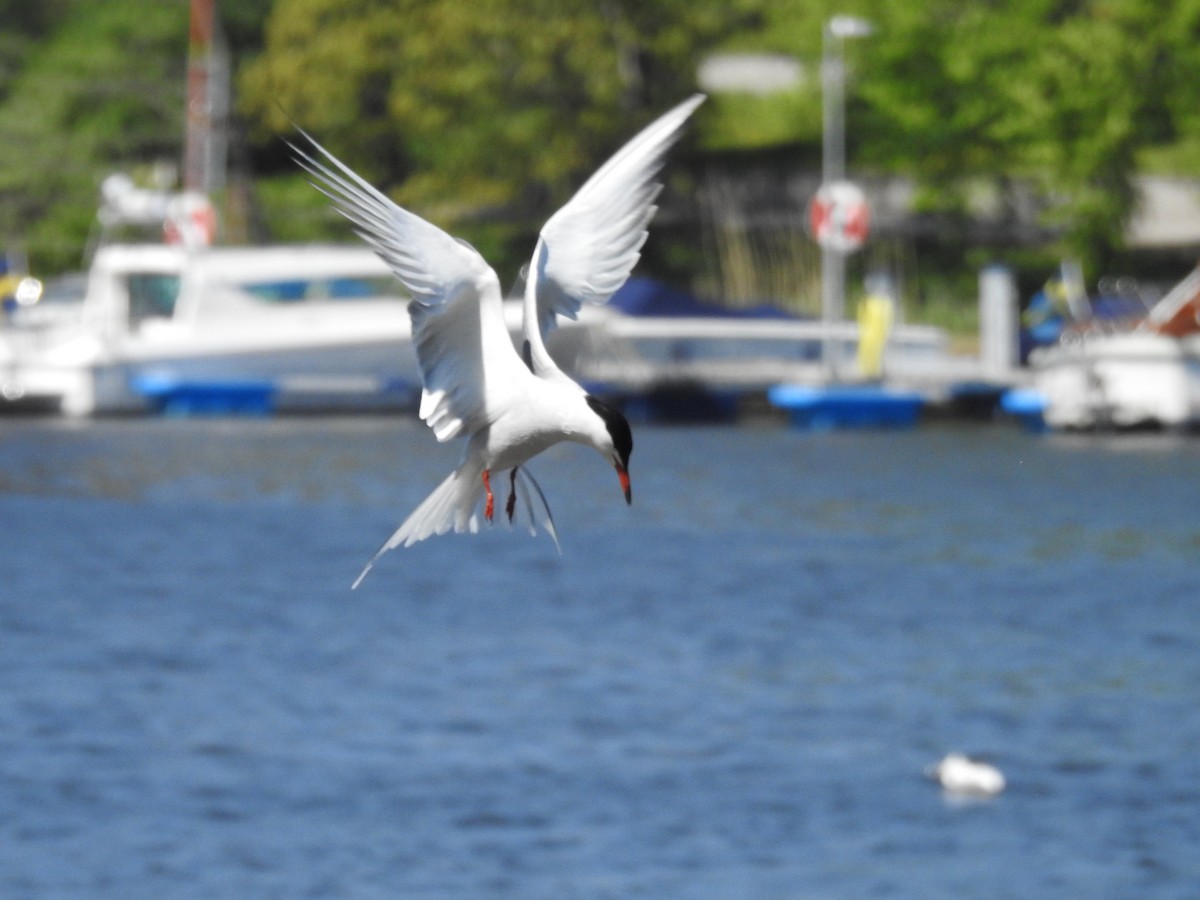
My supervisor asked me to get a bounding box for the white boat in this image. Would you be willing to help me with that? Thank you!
[0,243,416,414]
[0,245,984,421]
[0,243,604,416]
[1031,267,1200,430]
[1032,331,1200,429]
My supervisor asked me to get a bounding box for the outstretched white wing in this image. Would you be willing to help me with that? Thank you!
[292,133,526,442]
[522,94,705,377]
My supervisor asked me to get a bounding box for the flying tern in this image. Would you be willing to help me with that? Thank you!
[292,94,705,587]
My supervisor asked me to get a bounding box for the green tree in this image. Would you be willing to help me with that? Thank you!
[239,0,751,265]
[0,0,272,272]
[0,1,189,271]
[6,0,1200,285]
[852,0,1200,269]
[0,0,71,104]
[701,0,1200,271]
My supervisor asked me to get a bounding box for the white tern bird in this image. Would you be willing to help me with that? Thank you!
[292,94,705,587]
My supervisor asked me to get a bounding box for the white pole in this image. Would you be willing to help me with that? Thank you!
[979,264,1018,376]
[819,16,872,381]
[820,22,845,380]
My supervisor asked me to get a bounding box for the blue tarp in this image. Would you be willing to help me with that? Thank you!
[610,277,798,321]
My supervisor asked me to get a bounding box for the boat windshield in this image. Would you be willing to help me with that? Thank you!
[237,276,402,303]
[128,272,182,324]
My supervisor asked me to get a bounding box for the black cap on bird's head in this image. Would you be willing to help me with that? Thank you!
[585,395,633,504]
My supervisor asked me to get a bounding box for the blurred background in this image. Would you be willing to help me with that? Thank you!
[5,0,1200,320]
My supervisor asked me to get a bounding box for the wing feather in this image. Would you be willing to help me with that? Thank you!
[522,94,705,376]
[292,132,525,440]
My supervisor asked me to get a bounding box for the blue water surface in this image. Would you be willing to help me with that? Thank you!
[1,417,1198,898]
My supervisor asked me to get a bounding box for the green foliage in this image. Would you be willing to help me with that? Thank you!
[852,0,1200,269]
[5,0,1200,287]
[251,173,337,244]
[240,0,745,217]
[0,1,188,271]
[0,0,70,104]
[682,0,1200,272]
[702,92,820,151]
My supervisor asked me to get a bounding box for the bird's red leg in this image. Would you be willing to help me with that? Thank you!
[506,467,519,522]
[482,469,494,522]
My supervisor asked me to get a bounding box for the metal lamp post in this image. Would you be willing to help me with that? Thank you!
[820,15,873,379]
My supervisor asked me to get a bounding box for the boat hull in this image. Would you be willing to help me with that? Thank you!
[1031,331,1200,429]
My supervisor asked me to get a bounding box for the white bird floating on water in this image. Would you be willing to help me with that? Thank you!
[926,753,1006,798]
[291,95,706,588]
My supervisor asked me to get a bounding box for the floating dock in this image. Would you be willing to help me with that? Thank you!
[767,383,925,430]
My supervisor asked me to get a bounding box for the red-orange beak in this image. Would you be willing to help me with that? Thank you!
[617,465,631,504]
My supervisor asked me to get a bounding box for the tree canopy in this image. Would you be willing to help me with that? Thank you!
[4,0,1200,283]
[0,1,188,269]
[852,0,1200,267]
[239,0,750,241]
